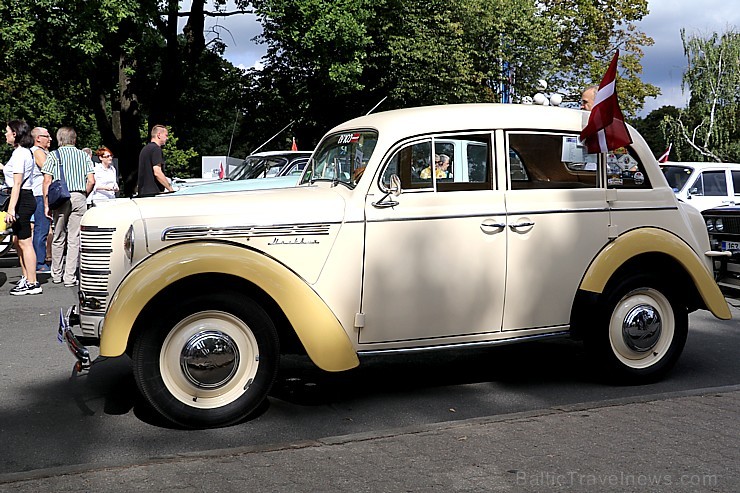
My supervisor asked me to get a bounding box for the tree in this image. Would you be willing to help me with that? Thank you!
[662,29,740,162]
[0,0,256,189]
[539,0,660,116]
[631,105,680,159]
[250,0,660,149]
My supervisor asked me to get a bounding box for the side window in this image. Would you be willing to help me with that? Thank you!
[382,135,491,191]
[694,171,727,196]
[606,146,651,189]
[382,140,433,190]
[507,133,597,189]
[467,143,489,183]
[732,170,740,196]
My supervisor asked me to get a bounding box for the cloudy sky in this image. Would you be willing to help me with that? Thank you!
[189,1,740,117]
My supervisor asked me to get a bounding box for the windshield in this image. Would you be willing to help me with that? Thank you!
[228,156,289,181]
[300,130,379,187]
[660,165,694,192]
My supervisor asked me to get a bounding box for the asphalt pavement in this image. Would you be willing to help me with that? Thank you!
[0,386,737,492]
[1,250,738,492]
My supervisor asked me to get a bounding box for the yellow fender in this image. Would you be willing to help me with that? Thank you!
[580,228,731,320]
[99,242,360,371]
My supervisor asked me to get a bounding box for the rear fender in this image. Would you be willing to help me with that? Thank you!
[579,228,731,320]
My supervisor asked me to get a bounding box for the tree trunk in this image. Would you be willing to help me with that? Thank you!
[150,0,181,127]
[118,52,142,195]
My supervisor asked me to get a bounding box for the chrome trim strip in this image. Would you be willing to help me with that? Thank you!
[162,222,336,241]
[357,331,570,356]
[80,225,117,232]
[367,208,607,224]
[610,206,678,212]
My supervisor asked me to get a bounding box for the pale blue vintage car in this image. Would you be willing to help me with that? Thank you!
[174,174,300,196]
[173,151,311,193]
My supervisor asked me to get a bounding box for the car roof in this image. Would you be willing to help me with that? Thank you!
[661,161,740,170]
[327,103,592,141]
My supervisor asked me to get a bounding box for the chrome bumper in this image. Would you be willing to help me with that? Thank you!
[57,306,91,372]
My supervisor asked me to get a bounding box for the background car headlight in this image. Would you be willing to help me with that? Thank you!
[715,218,724,232]
[706,218,715,232]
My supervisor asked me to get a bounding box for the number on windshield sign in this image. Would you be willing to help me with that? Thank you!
[337,133,360,144]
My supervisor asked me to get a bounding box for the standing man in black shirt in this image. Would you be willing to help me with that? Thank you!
[137,124,173,195]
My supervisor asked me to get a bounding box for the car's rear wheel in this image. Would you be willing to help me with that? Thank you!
[587,275,688,383]
[132,293,279,428]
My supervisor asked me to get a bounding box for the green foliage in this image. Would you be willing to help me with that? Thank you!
[631,106,680,159]
[251,0,659,146]
[2,0,662,179]
[662,29,740,162]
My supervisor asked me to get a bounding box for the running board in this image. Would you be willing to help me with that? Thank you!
[356,330,571,356]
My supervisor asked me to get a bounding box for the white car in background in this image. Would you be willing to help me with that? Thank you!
[660,161,740,211]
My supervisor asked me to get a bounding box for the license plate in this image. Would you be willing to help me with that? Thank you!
[721,240,740,251]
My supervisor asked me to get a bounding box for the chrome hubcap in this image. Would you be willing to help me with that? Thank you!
[180,331,240,389]
[622,304,662,352]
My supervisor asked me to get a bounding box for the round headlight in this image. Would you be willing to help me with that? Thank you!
[706,218,714,231]
[715,218,724,232]
[124,225,135,263]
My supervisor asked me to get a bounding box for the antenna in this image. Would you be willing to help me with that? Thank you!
[226,106,239,158]
[249,120,295,155]
[366,96,387,115]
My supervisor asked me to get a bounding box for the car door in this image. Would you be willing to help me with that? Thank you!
[360,134,506,345]
[501,131,610,331]
[686,169,733,211]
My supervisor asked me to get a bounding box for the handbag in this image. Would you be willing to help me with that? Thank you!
[48,150,71,209]
[0,191,11,234]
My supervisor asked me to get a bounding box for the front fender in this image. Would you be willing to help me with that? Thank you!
[579,228,731,320]
[99,241,360,371]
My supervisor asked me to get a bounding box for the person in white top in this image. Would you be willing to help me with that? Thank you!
[3,120,41,295]
[89,147,119,205]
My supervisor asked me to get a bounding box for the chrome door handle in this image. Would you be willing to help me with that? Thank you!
[510,221,535,230]
[481,222,506,229]
[480,220,506,233]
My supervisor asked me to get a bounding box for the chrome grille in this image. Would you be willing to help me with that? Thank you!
[162,223,333,241]
[721,216,740,235]
[79,225,115,313]
[705,214,740,236]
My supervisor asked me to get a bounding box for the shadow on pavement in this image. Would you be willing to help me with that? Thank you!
[58,339,587,427]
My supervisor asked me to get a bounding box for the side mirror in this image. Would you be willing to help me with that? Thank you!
[389,174,401,196]
[372,174,401,209]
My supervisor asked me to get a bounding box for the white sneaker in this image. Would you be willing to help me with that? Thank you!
[10,281,41,296]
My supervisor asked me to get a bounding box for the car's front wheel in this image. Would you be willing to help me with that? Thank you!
[588,275,688,383]
[132,293,279,428]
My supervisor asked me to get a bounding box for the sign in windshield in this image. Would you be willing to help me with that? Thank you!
[301,130,379,187]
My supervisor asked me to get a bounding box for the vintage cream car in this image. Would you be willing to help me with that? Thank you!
[59,103,731,428]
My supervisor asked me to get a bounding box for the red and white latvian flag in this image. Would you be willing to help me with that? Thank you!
[657,143,672,163]
[218,162,224,179]
[291,137,298,151]
[580,50,632,153]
